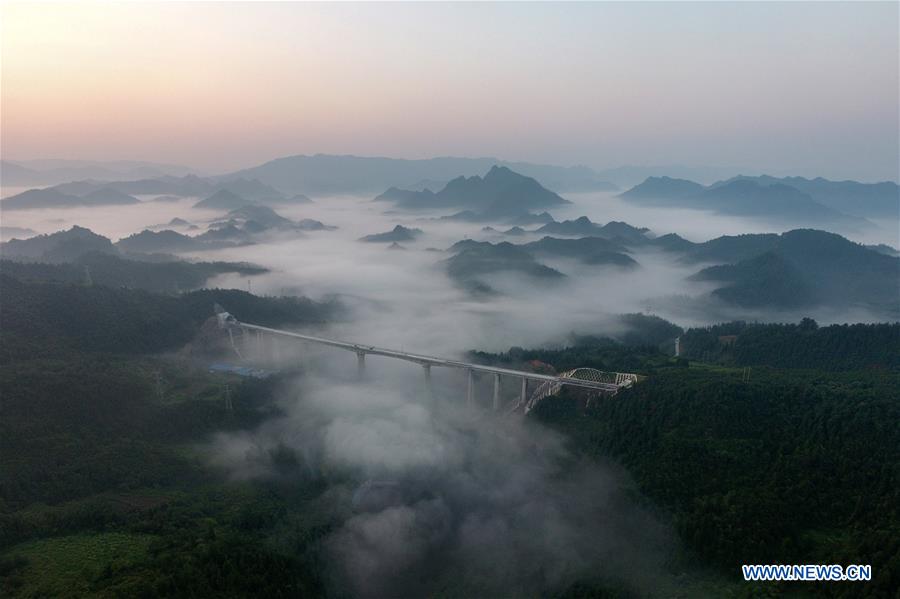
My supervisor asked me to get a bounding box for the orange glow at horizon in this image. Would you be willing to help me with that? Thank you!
[2,2,897,180]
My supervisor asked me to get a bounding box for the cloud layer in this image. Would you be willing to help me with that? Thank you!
[208,375,674,597]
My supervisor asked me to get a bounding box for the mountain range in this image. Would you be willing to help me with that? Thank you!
[221,154,618,195]
[569,223,899,314]
[5,156,755,194]
[2,176,312,211]
[590,164,770,188]
[0,252,267,295]
[475,215,653,245]
[212,205,334,233]
[444,242,565,295]
[115,229,232,254]
[0,226,118,262]
[521,236,637,267]
[534,216,651,244]
[7,154,895,227]
[621,175,896,226]
[691,229,899,313]
[118,205,333,253]
[1,187,141,210]
[439,221,898,315]
[710,175,899,219]
[443,233,639,295]
[0,159,196,187]
[375,166,570,221]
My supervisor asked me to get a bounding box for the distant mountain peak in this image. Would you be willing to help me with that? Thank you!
[485,165,516,179]
[620,177,705,200]
[1,224,115,262]
[359,225,424,243]
[373,166,569,221]
[193,189,251,210]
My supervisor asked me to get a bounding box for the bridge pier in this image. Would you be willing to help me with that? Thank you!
[242,327,251,355]
[422,363,432,401]
[520,377,528,405]
[466,369,475,406]
[357,351,366,380]
[270,334,279,364]
[227,328,238,357]
[492,373,501,411]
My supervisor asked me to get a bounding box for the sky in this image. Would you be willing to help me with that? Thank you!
[2,2,898,181]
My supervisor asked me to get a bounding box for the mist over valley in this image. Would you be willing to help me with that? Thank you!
[2,2,898,596]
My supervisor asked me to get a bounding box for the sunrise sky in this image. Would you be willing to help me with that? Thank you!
[2,2,898,180]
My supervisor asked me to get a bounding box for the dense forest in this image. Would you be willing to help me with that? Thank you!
[0,356,331,597]
[1,260,898,597]
[471,322,899,597]
[0,253,268,294]
[0,270,339,362]
[679,319,899,370]
[0,263,339,597]
[535,367,899,597]
[686,230,900,315]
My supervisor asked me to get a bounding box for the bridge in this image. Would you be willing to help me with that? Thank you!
[216,308,641,413]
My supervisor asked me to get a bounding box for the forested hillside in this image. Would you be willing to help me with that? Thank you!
[473,323,899,597]
[691,230,900,313]
[536,367,900,597]
[1,262,897,597]
[0,268,339,362]
[0,354,330,597]
[679,319,900,370]
[0,266,339,596]
[1,254,267,294]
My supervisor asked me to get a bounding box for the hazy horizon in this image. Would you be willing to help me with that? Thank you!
[3,2,898,182]
[5,152,899,186]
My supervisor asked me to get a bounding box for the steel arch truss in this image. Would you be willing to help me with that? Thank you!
[517,368,639,414]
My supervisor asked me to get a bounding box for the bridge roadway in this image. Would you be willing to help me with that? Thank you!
[230,318,623,409]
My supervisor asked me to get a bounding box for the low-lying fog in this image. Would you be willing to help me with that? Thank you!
[3,186,895,595]
[206,370,675,597]
[2,189,897,358]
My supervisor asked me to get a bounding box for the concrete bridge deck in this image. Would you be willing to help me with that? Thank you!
[219,311,636,411]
